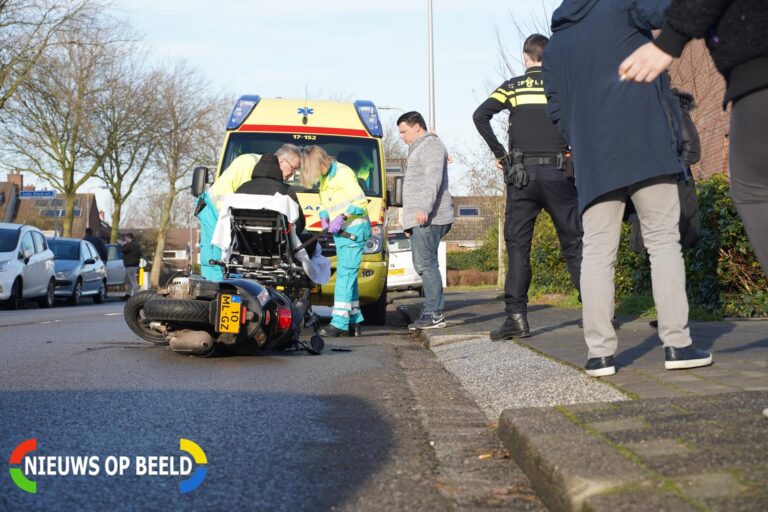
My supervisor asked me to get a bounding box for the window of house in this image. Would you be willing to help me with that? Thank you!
[458,206,480,217]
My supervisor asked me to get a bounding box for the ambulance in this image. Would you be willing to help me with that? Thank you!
[213,95,396,324]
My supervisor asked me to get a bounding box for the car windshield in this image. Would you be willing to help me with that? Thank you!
[47,240,80,260]
[0,228,20,252]
[220,132,383,197]
[388,233,411,253]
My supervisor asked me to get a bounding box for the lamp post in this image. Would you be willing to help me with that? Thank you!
[427,0,436,130]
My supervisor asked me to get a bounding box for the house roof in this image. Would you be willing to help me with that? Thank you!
[445,195,503,243]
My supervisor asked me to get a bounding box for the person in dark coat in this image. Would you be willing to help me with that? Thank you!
[235,152,305,234]
[84,228,108,262]
[118,233,142,297]
[629,88,701,253]
[543,0,712,377]
[619,0,768,277]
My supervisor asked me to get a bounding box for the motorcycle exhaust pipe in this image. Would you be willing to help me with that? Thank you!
[168,329,214,354]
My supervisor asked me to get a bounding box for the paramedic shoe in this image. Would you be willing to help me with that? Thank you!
[319,324,348,337]
[490,313,530,340]
[408,312,446,331]
[349,323,362,337]
[585,356,616,377]
[664,345,713,370]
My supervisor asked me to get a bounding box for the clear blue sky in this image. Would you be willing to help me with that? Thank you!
[112,0,555,145]
[89,0,557,216]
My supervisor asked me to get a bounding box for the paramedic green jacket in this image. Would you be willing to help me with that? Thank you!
[318,161,371,330]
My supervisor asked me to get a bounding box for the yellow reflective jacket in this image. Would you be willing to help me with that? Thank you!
[319,161,369,230]
[209,154,261,210]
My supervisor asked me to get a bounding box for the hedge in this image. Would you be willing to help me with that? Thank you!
[447,174,767,317]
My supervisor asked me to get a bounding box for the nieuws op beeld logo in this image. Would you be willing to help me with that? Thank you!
[8,438,207,494]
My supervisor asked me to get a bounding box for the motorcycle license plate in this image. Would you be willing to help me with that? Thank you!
[217,294,241,334]
[389,268,405,275]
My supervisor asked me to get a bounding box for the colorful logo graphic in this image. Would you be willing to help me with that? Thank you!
[9,438,37,494]
[178,438,207,494]
[297,106,314,116]
[8,438,207,494]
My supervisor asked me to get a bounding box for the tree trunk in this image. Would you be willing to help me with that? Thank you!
[151,188,176,288]
[110,203,122,243]
[62,193,77,237]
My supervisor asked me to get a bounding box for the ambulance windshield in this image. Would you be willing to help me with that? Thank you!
[220,132,382,197]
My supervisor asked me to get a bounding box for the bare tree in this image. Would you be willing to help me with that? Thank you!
[0,0,96,110]
[1,18,129,236]
[382,120,407,161]
[148,61,220,288]
[94,50,163,243]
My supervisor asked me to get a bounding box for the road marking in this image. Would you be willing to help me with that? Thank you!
[104,313,122,316]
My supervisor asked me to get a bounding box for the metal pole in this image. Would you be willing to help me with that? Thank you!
[428,0,435,130]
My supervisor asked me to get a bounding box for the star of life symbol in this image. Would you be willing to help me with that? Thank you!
[297,107,314,116]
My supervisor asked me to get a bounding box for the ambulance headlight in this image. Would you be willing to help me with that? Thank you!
[363,232,384,254]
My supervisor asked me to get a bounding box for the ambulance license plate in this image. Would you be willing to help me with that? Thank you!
[389,268,405,275]
[217,294,241,334]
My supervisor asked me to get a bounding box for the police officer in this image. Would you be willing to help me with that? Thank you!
[473,33,582,340]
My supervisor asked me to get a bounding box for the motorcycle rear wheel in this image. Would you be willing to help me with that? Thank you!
[124,291,167,345]
[142,298,211,324]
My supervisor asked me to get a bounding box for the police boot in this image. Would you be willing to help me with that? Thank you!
[349,323,362,337]
[490,313,530,341]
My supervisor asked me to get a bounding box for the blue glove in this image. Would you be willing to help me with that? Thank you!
[321,216,329,230]
[328,215,345,234]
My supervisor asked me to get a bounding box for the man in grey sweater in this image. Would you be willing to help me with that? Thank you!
[397,111,454,330]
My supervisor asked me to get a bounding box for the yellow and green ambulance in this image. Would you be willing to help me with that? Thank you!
[214,96,391,324]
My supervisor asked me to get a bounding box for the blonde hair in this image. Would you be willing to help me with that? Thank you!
[300,145,332,188]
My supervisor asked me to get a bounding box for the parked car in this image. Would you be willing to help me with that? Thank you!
[105,243,129,291]
[0,223,56,309]
[386,230,423,295]
[47,237,107,305]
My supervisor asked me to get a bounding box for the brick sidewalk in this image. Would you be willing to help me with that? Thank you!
[401,290,768,511]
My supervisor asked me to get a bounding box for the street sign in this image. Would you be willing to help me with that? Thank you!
[19,190,55,198]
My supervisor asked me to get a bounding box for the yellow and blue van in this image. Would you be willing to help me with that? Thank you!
[215,95,390,324]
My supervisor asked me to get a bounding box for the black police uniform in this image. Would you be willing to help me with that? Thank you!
[473,66,582,318]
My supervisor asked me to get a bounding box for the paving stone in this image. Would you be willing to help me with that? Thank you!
[624,438,692,458]
[587,417,648,433]
[677,384,740,395]
[673,472,747,499]
[707,377,768,390]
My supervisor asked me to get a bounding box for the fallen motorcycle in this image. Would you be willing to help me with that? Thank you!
[124,202,327,357]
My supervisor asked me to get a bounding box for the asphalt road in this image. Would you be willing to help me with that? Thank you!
[0,299,543,511]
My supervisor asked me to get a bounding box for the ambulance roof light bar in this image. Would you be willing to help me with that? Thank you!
[354,100,383,138]
[227,95,261,130]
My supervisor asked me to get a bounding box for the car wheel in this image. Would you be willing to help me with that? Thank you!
[361,287,388,326]
[70,279,82,306]
[38,279,55,308]
[3,279,21,310]
[93,280,106,304]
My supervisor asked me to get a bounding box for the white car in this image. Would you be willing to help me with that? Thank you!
[0,223,56,309]
[386,230,423,295]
